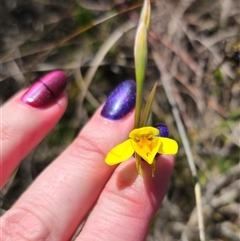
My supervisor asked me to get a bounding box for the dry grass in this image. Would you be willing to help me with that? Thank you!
[1,0,239,240]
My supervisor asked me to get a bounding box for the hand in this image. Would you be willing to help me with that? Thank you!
[1,71,174,241]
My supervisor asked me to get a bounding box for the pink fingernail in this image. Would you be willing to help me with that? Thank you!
[21,70,67,107]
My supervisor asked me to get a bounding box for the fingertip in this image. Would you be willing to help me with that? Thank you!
[52,91,68,111]
[1,89,68,187]
[147,155,175,201]
[20,70,67,108]
[18,89,68,112]
[100,80,136,121]
[77,156,175,241]
[156,154,175,171]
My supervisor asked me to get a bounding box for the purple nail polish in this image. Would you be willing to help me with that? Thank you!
[21,70,67,107]
[101,80,136,120]
[155,123,169,137]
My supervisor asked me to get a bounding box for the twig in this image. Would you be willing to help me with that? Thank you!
[77,20,135,115]
[149,31,202,76]
[152,50,206,241]
[73,68,100,109]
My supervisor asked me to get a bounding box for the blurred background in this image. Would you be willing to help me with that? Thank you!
[1,0,239,240]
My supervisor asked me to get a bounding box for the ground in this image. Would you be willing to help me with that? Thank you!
[1,1,239,240]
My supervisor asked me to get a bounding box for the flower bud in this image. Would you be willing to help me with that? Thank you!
[155,123,169,137]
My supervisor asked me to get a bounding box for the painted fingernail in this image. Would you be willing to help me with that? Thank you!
[155,123,169,137]
[21,70,67,107]
[101,80,136,120]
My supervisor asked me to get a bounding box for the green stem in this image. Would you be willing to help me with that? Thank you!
[134,83,143,128]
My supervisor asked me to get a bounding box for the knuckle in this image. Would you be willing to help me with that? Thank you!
[71,133,106,162]
[1,206,51,241]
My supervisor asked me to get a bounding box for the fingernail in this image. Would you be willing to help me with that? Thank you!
[21,70,67,107]
[101,80,136,120]
[155,123,169,137]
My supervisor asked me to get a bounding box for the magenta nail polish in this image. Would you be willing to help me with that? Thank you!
[21,70,67,107]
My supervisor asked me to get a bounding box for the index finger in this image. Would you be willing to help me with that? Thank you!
[1,83,67,188]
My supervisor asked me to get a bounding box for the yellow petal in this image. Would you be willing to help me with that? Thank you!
[105,140,134,165]
[158,138,178,155]
[130,138,160,164]
[129,126,159,137]
[129,126,160,164]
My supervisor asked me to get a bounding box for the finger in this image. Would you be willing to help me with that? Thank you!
[1,70,68,188]
[77,155,174,241]
[1,80,136,241]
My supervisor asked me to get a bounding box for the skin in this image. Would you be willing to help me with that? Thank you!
[0,90,174,241]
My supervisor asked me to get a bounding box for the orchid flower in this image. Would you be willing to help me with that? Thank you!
[106,126,178,165]
[105,0,178,176]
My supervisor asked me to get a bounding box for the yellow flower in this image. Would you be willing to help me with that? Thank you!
[105,126,178,166]
[105,1,178,176]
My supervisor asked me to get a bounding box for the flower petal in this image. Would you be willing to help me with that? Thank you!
[130,138,160,164]
[105,140,134,165]
[158,138,178,155]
